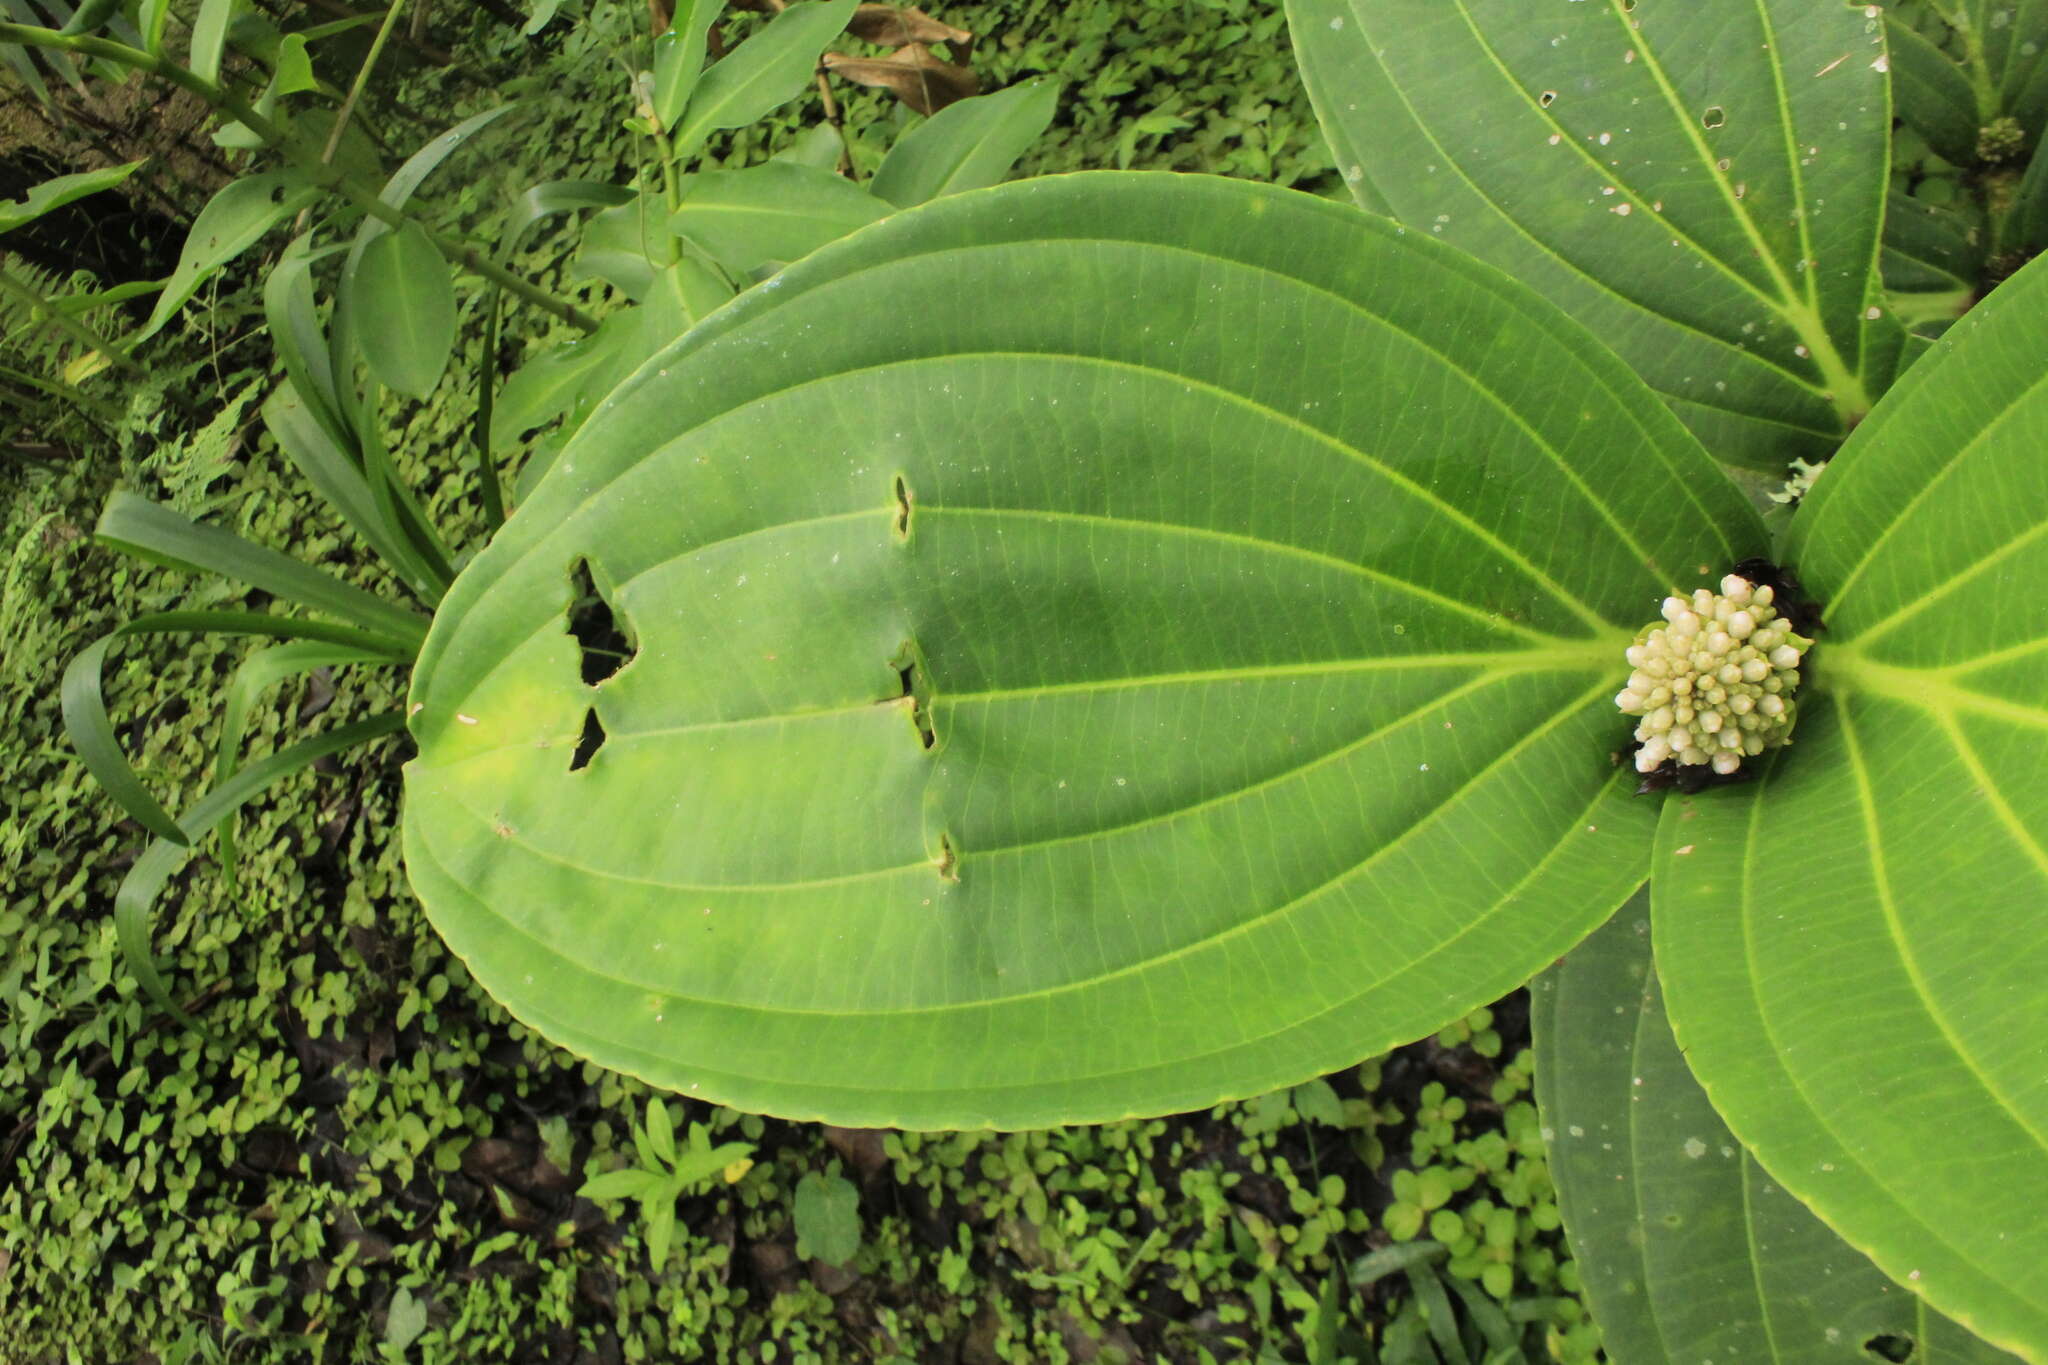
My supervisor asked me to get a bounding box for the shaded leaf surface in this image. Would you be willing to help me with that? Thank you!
[405,173,1761,1129]
[669,161,887,272]
[870,78,1059,208]
[1655,251,2048,1358]
[1534,896,2023,1365]
[348,222,457,399]
[1286,0,1904,471]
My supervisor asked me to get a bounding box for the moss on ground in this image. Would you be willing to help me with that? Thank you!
[1,4,1594,1361]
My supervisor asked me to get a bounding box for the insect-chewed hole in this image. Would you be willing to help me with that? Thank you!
[1702,104,1727,129]
[891,474,913,541]
[887,643,937,750]
[1863,1334,1915,1363]
[570,708,607,772]
[566,557,636,685]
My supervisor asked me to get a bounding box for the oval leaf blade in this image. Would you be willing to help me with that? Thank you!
[1535,896,2025,1365]
[1655,252,2048,1356]
[1285,0,1903,471]
[348,222,457,399]
[403,172,1762,1129]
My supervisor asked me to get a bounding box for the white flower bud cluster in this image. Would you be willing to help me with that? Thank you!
[1616,575,1811,776]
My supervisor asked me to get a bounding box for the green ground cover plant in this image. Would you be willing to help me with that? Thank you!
[8,0,2048,1360]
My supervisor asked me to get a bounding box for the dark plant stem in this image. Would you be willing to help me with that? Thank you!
[0,22,600,334]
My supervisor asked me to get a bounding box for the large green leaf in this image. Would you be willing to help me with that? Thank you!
[404,172,1762,1129]
[1285,0,1905,472]
[1655,251,2048,1356]
[1535,896,2023,1365]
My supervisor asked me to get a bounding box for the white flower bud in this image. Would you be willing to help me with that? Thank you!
[1616,573,1808,777]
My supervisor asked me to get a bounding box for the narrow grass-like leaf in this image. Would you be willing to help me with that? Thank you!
[116,713,404,1026]
[1535,897,2023,1364]
[502,180,637,256]
[652,0,724,131]
[138,0,171,54]
[1656,251,2048,1357]
[669,0,858,158]
[213,640,387,888]
[348,222,457,398]
[263,237,349,445]
[260,383,444,604]
[0,161,143,234]
[189,0,237,84]
[404,173,1761,1129]
[669,161,886,273]
[1286,0,1903,472]
[139,173,319,344]
[96,491,429,648]
[62,635,190,844]
[869,78,1060,208]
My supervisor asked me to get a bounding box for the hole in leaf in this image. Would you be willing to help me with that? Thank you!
[567,557,635,685]
[570,708,607,771]
[1539,89,1558,107]
[934,831,959,882]
[892,474,913,541]
[1863,1334,1915,1363]
[1702,105,1726,129]
[888,643,937,750]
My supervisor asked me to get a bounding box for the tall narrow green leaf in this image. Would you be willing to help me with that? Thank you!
[404,173,1761,1129]
[117,714,405,1024]
[669,0,858,158]
[1535,897,2023,1365]
[0,161,143,235]
[138,172,320,344]
[189,0,237,84]
[348,221,457,398]
[651,0,724,131]
[1285,0,1903,472]
[1655,251,2048,1358]
[869,78,1060,208]
[96,492,429,648]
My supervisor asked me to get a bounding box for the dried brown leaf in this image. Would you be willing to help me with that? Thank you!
[822,43,977,115]
[848,4,971,48]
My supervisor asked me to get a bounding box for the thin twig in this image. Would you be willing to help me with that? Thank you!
[321,0,408,167]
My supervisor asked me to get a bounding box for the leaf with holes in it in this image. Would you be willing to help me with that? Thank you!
[1285,0,1905,473]
[402,172,1762,1129]
[1534,895,2026,1365]
[1654,250,2048,1358]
